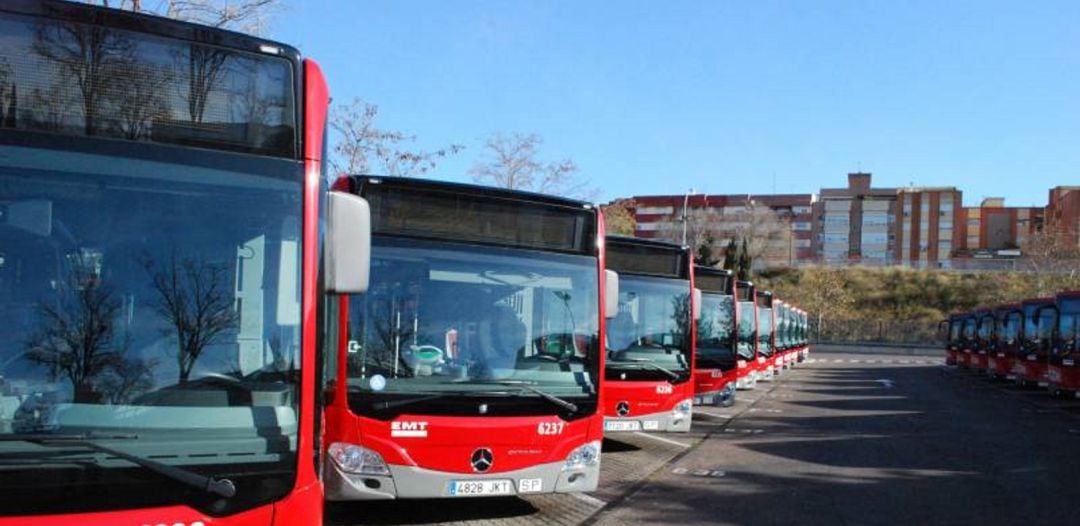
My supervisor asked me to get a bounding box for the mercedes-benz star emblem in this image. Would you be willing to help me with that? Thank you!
[471,448,494,473]
[616,401,631,417]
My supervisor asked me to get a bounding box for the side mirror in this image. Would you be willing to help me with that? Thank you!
[325,191,371,294]
[693,288,703,321]
[605,269,619,318]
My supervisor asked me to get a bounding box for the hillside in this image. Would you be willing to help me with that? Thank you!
[756,266,1080,344]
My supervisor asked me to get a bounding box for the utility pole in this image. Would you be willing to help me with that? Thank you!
[681,188,696,247]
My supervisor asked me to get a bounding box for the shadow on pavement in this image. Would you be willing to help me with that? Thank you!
[326,497,538,525]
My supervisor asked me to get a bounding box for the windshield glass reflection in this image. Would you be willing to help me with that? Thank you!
[696,294,735,369]
[605,277,691,375]
[346,239,600,398]
[737,301,757,360]
[0,142,303,515]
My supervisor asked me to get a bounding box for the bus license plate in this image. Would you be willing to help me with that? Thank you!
[448,479,513,496]
[605,420,641,432]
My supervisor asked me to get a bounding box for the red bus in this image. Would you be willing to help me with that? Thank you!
[323,176,613,499]
[1014,297,1056,387]
[987,303,1022,380]
[957,313,977,370]
[602,237,696,433]
[693,266,738,407]
[734,280,759,389]
[799,308,810,362]
[944,314,963,366]
[0,1,369,524]
[775,300,796,372]
[1046,291,1080,396]
[971,308,994,373]
[755,291,777,382]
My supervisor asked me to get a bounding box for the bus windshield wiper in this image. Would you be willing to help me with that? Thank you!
[463,379,579,413]
[0,433,236,498]
[611,357,682,382]
[371,391,466,410]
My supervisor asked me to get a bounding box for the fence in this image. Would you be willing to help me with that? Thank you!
[809,317,943,347]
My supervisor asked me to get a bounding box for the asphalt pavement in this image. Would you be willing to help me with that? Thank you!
[329,350,1080,526]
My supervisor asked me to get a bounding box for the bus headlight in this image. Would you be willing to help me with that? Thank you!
[564,441,601,470]
[672,399,693,418]
[328,442,391,476]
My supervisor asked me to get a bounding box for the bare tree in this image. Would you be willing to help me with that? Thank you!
[24,261,139,403]
[144,255,238,384]
[85,0,281,36]
[32,17,135,136]
[1021,223,1080,295]
[330,97,464,179]
[469,132,595,200]
[109,61,171,139]
[600,199,636,236]
[740,202,792,268]
[25,283,121,403]
[775,267,854,339]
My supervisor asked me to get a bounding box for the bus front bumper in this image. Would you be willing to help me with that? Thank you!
[603,407,692,433]
[695,382,736,406]
[325,457,599,501]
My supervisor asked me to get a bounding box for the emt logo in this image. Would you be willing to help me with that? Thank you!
[391,420,429,438]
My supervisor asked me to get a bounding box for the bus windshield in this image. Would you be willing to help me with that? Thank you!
[605,275,691,382]
[0,143,304,516]
[1023,305,1042,344]
[737,301,757,360]
[977,315,993,342]
[963,318,977,343]
[346,238,600,417]
[1035,309,1057,353]
[1060,299,1079,352]
[999,312,1021,346]
[696,293,735,369]
[757,308,774,357]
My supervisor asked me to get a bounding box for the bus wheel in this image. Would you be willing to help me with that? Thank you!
[719,391,736,408]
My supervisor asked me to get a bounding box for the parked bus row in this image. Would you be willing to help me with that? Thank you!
[944,291,1080,396]
[0,2,810,524]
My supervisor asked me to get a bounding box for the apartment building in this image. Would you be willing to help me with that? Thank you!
[618,173,1074,270]
[956,198,1043,253]
[1046,186,1080,246]
[893,187,964,268]
[812,172,898,265]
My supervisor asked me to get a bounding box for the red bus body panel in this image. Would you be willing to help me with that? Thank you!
[694,367,739,400]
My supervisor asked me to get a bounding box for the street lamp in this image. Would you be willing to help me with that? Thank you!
[681,188,696,247]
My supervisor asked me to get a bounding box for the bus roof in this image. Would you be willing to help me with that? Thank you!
[3,0,303,63]
[344,175,594,210]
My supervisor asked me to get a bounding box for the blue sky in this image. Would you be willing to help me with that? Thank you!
[276,1,1080,206]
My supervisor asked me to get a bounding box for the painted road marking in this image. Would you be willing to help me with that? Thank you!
[671,467,727,478]
[632,431,692,448]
